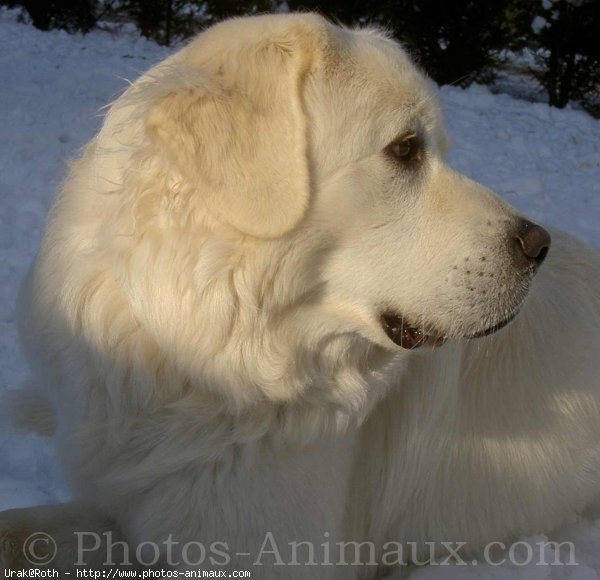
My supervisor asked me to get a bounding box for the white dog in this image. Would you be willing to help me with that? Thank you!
[2,12,600,579]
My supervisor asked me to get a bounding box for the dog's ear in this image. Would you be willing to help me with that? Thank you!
[146,19,321,238]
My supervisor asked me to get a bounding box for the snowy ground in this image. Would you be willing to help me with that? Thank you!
[0,7,599,578]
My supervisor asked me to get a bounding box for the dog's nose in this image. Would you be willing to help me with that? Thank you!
[515,219,551,265]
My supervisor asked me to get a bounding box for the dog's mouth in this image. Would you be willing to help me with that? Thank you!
[380,313,448,350]
[380,309,520,350]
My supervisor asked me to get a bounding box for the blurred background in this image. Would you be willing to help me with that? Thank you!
[3,0,599,115]
[1,3,600,570]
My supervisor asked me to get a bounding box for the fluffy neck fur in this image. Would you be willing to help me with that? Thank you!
[39,132,401,459]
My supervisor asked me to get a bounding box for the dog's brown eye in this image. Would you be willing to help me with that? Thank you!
[386,133,422,164]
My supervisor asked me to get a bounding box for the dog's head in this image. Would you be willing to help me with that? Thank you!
[100,14,550,411]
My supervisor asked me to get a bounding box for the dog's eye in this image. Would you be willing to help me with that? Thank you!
[385,133,422,165]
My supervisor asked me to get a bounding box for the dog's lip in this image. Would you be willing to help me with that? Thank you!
[381,308,521,349]
[466,309,520,339]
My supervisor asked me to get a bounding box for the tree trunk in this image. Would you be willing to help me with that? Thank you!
[165,0,173,47]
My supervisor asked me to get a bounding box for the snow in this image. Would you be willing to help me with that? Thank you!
[531,15,549,33]
[0,7,599,577]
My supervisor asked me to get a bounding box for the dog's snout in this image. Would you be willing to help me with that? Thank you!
[515,219,551,266]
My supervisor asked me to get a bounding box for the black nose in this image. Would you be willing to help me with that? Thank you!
[515,219,551,265]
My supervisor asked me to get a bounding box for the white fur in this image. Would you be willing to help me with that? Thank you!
[8,12,600,579]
